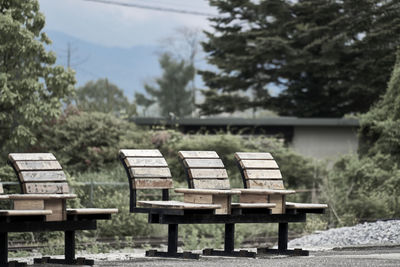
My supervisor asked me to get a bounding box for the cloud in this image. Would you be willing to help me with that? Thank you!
[39,0,215,48]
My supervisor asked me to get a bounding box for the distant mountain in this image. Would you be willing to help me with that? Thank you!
[46,30,161,99]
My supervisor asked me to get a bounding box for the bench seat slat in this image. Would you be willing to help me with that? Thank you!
[138,200,221,209]
[14,161,62,171]
[192,179,230,190]
[246,180,285,190]
[235,152,273,160]
[183,159,224,168]
[240,160,279,169]
[129,167,171,178]
[244,169,282,179]
[67,208,119,215]
[133,178,173,189]
[24,182,69,194]
[20,171,66,182]
[9,153,56,161]
[125,157,168,167]
[285,202,328,209]
[179,151,219,159]
[0,209,52,216]
[189,169,228,179]
[120,149,162,158]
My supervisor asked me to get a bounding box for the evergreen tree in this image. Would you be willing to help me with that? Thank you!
[0,0,75,154]
[74,78,136,118]
[135,53,194,117]
[359,48,400,162]
[200,0,400,117]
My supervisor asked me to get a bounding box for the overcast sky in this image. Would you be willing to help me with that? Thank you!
[38,0,217,48]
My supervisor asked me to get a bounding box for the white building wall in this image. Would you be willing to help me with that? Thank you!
[290,126,358,161]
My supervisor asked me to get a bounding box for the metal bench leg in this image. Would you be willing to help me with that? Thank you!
[0,232,27,267]
[258,222,309,256]
[146,224,199,259]
[34,231,94,265]
[203,224,256,258]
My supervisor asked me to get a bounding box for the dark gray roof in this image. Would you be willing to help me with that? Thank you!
[131,117,359,127]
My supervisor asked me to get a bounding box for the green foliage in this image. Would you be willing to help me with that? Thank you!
[200,0,400,117]
[325,153,400,226]
[35,107,152,173]
[0,0,75,155]
[74,78,136,118]
[359,49,400,162]
[135,53,194,117]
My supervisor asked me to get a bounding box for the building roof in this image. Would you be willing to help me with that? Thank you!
[131,117,359,127]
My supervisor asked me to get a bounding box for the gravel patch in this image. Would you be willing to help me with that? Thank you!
[289,220,400,249]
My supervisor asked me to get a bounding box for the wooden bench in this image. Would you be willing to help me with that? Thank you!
[7,153,118,266]
[0,182,54,267]
[119,149,221,259]
[178,150,286,257]
[235,152,328,255]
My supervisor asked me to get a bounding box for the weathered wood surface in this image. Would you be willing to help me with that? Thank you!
[184,193,213,204]
[14,199,44,210]
[270,194,285,214]
[239,193,268,203]
[119,149,162,158]
[132,178,173,189]
[45,199,66,221]
[240,160,279,169]
[9,153,56,161]
[8,194,77,200]
[67,208,119,215]
[189,169,228,179]
[125,157,168,167]
[192,179,231,190]
[128,167,171,178]
[183,158,224,168]
[286,202,328,209]
[138,200,221,209]
[24,182,69,194]
[238,188,296,195]
[14,161,62,171]
[0,209,52,216]
[179,151,219,159]
[175,188,241,195]
[19,171,67,182]
[246,179,285,189]
[234,152,273,160]
[231,203,276,209]
[244,169,282,179]
[212,195,231,214]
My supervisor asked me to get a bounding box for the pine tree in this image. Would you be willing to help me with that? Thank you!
[135,53,194,117]
[0,0,75,154]
[200,0,400,117]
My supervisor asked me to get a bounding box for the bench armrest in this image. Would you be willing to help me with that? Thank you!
[237,189,296,195]
[8,194,77,200]
[175,188,241,195]
[0,195,9,200]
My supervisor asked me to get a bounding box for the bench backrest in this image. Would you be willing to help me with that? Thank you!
[178,151,230,190]
[8,153,70,194]
[119,149,173,211]
[234,152,285,190]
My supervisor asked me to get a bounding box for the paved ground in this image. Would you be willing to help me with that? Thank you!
[15,246,400,266]
[94,248,400,267]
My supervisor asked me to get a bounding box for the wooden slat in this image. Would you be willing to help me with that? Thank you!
[270,194,285,214]
[67,208,118,215]
[192,178,230,190]
[232,203,276,209]
[119,149,162,158]
[14,161,62,171]
[189,169,228,179]
[129,167,171,178]
[9,153,56,161]
[244,169,282,179]
[285,202,328,209]
[184,158,224,168]
[0,183,3,194]
[175,188,240,195]
[138,200,220,210]
[19,171,66,182]
[0,210,52,216]
[178,151,219,159]
[246,179,284,190]
[235,152,273,160]
[14,200,44,210]
[125,157,168,167]
[240,159,279,169]
[133,178,173,189]
[24,182,69,194]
